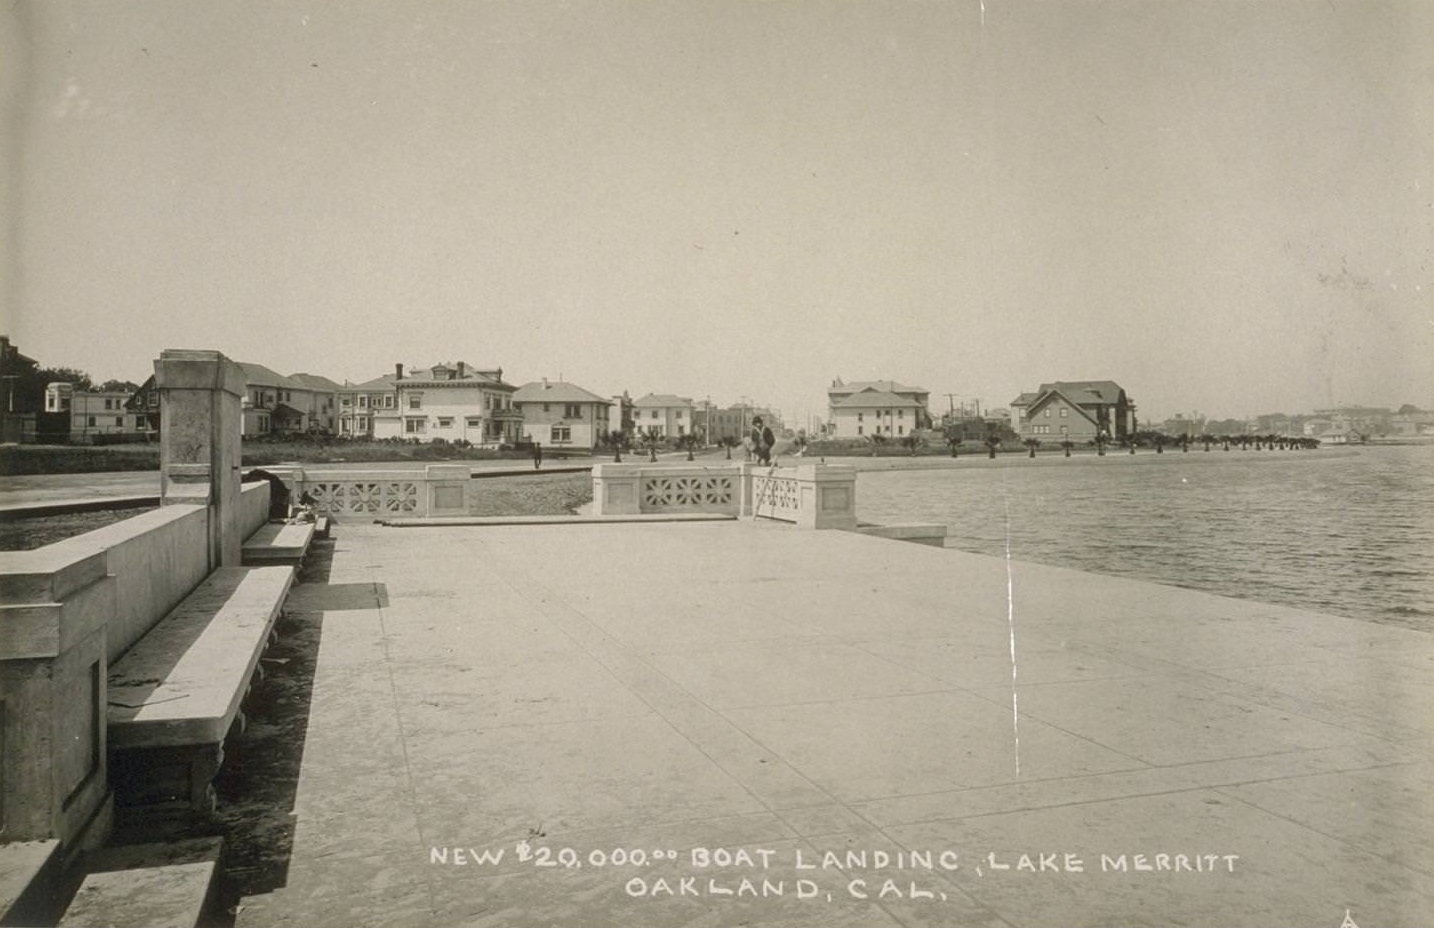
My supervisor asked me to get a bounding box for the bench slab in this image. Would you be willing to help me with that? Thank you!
[58,837,222,928]
[108,566,294,749]
[241,521,315,565]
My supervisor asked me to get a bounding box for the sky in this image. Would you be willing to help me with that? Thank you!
[2,0,1430,426]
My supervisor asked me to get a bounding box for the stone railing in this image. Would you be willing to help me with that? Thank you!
[591,462,857,529]
[264,464,472,519]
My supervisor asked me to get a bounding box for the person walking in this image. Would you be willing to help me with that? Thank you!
[751,416,775,465]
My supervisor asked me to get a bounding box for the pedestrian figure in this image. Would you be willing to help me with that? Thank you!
[532,440,542,469]
[751,416,775,465]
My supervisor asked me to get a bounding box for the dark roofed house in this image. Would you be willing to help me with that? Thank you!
[1009,380,1136,442]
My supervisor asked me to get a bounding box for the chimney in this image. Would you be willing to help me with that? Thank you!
[542,377,549,390]
[394,363,403,381]
[457,361,466,379]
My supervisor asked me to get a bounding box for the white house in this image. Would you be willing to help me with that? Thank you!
[382,361,521,446]
[512,379,612,451]
[632,393,695,439]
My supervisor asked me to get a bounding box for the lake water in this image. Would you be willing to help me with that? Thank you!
[855,443,1434,632]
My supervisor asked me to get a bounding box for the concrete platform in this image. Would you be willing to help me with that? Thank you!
[232,519,1434,928]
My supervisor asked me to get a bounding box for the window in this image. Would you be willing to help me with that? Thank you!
[543,403,550,413]
[1044,409,1051,418]
[437,417,453,428]
[115,416,124,426]
[898,426,904,435]
[466,417,482,428]
[551,425,571,442]
[359,395,369,408]
[857,426,864,435]
[857,412,863,421]
[405,418,425,434]
[1059,407,1068,418]
[564,404,582,418]
[87,416,96,427]
[341,396,353,407]
[1060,425,1069,436]
[650,410,658,419]
[357,416,368,431]
[897,410,904,418]
[676,410,684,419]
[383,395,395,409]
[409,394,422,409]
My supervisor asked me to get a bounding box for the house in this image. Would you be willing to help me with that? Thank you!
[373,361,521,445]
[512,379,612,451]
[289,373,344,434]
[632,393,695,439]
[337,374,397,439]
[237,362,326,436]
[1009,381,1136,443]
[45,383,142,441]
[827,379,932,437]
[829,389,925,439]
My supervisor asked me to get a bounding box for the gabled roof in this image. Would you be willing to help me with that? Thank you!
[832,389,923,409]
[633,393,693,407]
[513,381,612,405]
[342,374,397,392]
[1010,392,1041,407]
[1037,381,1127,405]
[290,372,344,392]
[238,362,307,391]
[1025,387,1100,426]
[829,380,928,397]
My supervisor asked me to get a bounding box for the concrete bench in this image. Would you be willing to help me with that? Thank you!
[107,566,294,818]
[314,515,329,539]
[241,520,315,567]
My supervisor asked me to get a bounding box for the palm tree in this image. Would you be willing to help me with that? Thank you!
[718,435,738,459]
[1060,439,1074,457]
[985,435,1001,458]
[640,426,663,462]
[1095,433,1107,456]
[604,430,628,462]
[1025,438,1041,458]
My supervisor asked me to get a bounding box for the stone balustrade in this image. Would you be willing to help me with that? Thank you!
[262,464,475,519]
[592,462,857,529]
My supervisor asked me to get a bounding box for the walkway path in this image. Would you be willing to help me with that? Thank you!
[231,518,1433,927]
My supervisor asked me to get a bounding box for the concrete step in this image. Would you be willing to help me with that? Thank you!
[0,839,63,927]
[57,837,223,928]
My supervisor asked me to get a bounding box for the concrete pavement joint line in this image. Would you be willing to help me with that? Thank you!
[366,559,438,917]
[1002,492,1021,780]
[853,756,1425,828]
[1210,784,1434,880]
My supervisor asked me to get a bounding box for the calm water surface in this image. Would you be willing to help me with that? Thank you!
[856,444,1434,632]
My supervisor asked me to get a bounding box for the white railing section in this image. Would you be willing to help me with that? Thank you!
[593,462,856,529]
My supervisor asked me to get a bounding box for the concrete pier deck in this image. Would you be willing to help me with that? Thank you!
[231,519,1434,928]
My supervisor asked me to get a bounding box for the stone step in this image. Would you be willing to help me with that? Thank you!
[0,839,63,927]
[57,837,223,928]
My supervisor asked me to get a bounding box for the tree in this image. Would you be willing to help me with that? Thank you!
[985,435,1001,459]
[640,426,663,462]
[718,435,739,459]
[1060,439,1074,457]
[604,430,628,462]
[1025,438,1041,458]
[901,433,922,456]
[678,433,698,461]
[96,379,141,393]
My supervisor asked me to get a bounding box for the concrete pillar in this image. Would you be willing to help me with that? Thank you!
[591,463,642,515]
[153,350,247,568]
[426,464,468,516]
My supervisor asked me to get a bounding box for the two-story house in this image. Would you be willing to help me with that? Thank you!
[512,379,612,451]
[632,393,694,439]
[827,379,932,438]
[1009,381,1136,443]
[384,361,521,446]
[45,384,140,441]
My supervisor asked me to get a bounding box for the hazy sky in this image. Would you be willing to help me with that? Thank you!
[3,1,1430,424]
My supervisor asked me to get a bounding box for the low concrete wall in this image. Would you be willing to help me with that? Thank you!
[592,462,858,530]
[239,480,271,538]
[0,477,271,850]
[267,464,485,520]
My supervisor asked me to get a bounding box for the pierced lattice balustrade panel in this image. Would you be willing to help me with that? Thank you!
[752,474,800,522]
[305,481,420,515]
[640,474,737,512]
